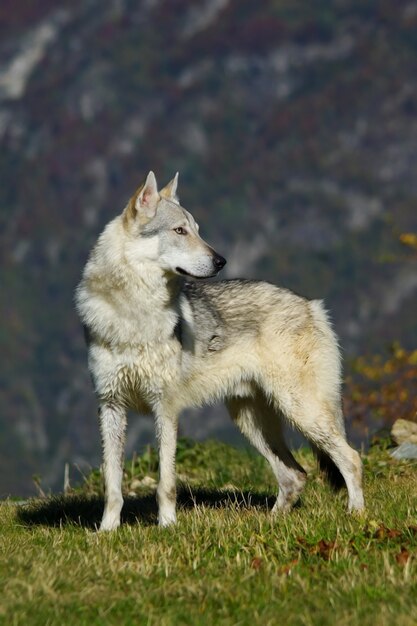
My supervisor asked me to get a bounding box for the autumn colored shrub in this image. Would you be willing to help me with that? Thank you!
[345,344,417,443]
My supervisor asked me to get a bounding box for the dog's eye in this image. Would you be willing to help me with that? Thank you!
[174,227,187,235]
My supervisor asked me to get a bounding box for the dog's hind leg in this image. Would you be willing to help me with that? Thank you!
[99,404,127,531]
[155,410,179,527]
[226,396,307,513]
[285,400,364,513]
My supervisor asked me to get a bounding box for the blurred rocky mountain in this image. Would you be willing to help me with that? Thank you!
[1,0,417,495]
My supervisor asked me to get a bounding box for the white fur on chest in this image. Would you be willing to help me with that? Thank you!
[75,217,185,410]
[89,339,181,411]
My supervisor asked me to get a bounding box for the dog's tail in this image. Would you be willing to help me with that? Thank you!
[312,445,346,491]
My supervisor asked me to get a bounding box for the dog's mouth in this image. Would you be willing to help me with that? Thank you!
[176,267,216,279]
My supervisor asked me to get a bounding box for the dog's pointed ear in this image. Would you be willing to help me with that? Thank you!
[160,172,179,203]
[135,171,159,218]
[123,172,160,228]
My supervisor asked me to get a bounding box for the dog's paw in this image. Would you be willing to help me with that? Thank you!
[271,502,293,515]
[348,494,365,516]
[348,506,367,520]
[158,511,177,528]
[99,516,121,532]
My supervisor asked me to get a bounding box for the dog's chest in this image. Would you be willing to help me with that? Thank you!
[90,339,180,410]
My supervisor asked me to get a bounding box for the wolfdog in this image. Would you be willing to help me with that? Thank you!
[76,171,364,531]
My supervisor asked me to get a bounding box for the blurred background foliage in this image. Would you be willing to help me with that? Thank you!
[0,0,416,495]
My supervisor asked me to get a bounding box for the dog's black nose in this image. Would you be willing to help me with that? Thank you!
[213,254,226,271]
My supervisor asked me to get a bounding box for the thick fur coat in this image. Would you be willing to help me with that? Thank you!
[76,172,364,530]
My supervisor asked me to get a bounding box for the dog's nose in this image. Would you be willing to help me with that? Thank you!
[213,254,226,271]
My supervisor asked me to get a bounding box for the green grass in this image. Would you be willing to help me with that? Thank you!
[1,440,417,626]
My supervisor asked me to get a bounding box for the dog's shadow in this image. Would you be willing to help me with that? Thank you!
[16,488,276,529]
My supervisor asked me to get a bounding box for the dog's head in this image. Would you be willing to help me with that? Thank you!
[122,171,226,279]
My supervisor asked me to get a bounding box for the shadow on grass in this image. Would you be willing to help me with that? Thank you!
[16,487,276,529]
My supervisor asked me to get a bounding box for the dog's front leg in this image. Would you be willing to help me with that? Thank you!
[98,403,127,531]
[155,410,178,527]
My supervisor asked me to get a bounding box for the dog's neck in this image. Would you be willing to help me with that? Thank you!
[79,250,185,348]
[77,215,191,346]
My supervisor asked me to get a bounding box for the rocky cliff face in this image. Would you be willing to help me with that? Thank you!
[1,0,417,495]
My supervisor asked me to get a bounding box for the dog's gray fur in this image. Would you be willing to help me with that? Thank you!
[75,171,364,531]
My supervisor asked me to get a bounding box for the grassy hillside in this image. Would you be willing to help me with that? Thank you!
[2,440,416,625]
